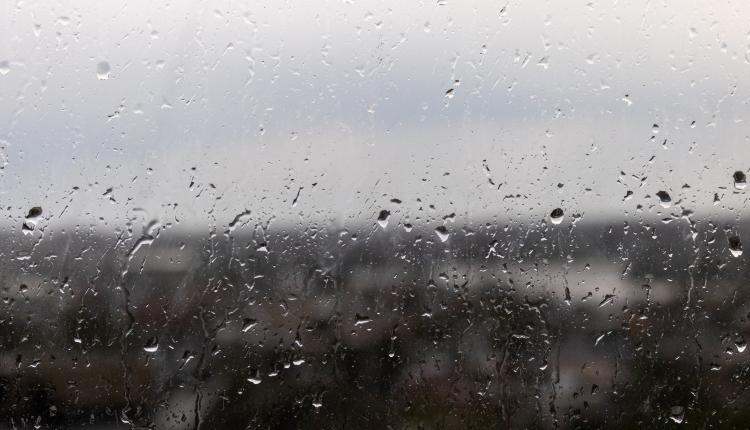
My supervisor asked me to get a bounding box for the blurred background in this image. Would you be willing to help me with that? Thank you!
[1,0,750,428]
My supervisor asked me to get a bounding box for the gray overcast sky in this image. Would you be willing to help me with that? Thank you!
[1,0,749,232]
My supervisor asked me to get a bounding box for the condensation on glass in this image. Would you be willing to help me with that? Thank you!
[1,0,749,428]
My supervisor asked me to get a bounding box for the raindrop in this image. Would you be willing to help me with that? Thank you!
[143,337,159,353]
[97,61,111,80]
[669,406,685,424]
[377,210,390,229]
[25,207,41,220]
[733,171,747,190]
[435,226,449,242]
[22,206,42,234]
[247,369,262,385]
[0,61,9,75]
[729,236,743,258]
[655,191,671,208]
[550,208,564,225]
[354,314,372,326]
[241,318,257,332]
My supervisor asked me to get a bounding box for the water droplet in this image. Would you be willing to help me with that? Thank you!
[26,207,42,219]
[550,208,564,225]
[435,226,449,242]
[729,236,743,258]
[96,61,110,80]
[354,314,372,326]
[652,124,659,134]
[377,210,390,229]
[656,191,671,208]
[22,206,42,234]
[0,61,9,75]
[736,340,747,353]
[733,171,747,190]
[669,405,685,424]
[143,337,159,353]
[241,318,257,332]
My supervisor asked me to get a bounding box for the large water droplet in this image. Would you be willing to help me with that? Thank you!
[729,236,743,258]
[22,206,42,234]
[435,226,449,242]
[143,337,159,353]
[242,318,257,332]
[97,61,110,80]
[26,207,42,219]
[669,406,685,424]
[656,191,671,208]
[734,171,747,190]
[550,208,564,225]
[0,61,9,76]
[377,210,390,229]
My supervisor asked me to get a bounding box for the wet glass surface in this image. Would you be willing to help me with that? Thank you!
[2,1,750,428]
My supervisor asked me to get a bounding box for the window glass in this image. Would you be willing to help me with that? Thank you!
[1,1,749,428]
